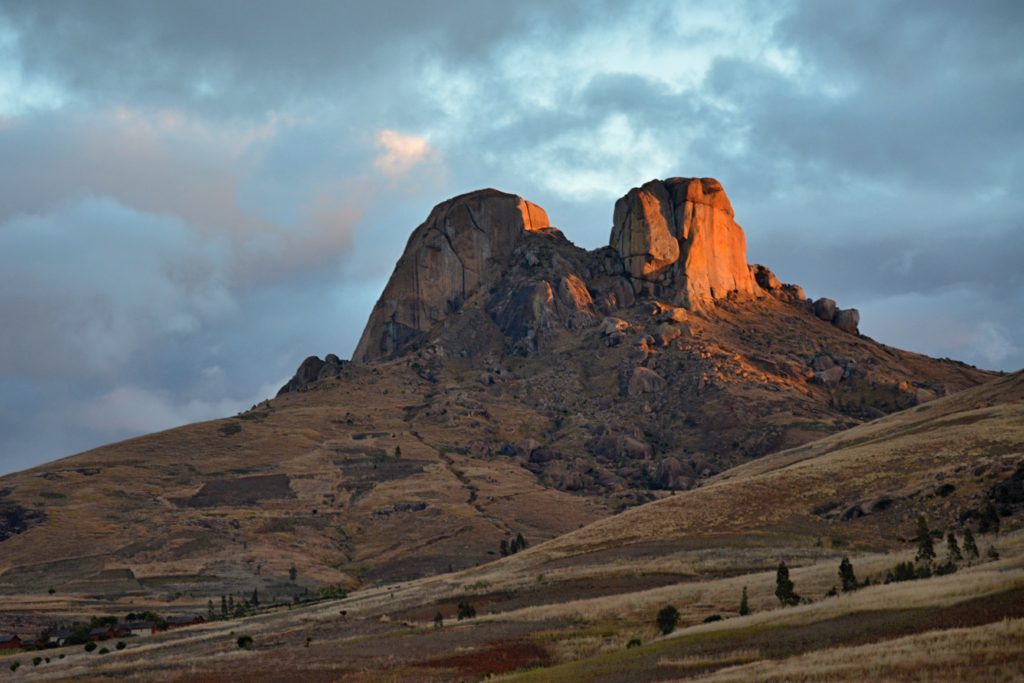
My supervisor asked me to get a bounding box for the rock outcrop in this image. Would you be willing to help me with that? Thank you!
[351,176,862,364]
[353,189,552,362]
[610,178,758,308]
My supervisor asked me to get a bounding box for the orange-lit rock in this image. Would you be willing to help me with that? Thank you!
[610,177,757,308]
[353,189,550,362]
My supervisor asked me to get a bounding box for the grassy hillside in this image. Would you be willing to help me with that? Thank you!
[0,371,1019,680]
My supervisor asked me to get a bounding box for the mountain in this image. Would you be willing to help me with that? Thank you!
[0,177,999,632]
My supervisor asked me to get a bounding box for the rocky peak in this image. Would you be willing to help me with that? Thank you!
[353,189,551,363]
[610,177,757,308]
[349,176,862,366]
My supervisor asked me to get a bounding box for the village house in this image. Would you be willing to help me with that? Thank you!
[165,615,205,629]
[0,633,22,650]
[125,621,157,637]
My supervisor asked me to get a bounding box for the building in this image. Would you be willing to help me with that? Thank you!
[0,633,22,650]
[165,615,205,629]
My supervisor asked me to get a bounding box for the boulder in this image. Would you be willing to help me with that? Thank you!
[832,308,860,335]
[353,189,550,362]
[610,178,757,308]
[628,366,667,396]
[813,297,837,321]
[810,365,844,388]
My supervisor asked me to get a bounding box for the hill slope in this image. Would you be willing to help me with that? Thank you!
[1,371,1020,681]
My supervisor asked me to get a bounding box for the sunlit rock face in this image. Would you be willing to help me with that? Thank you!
[353,189,550,363]
[610,177,758,308]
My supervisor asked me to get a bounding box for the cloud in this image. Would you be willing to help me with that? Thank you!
[1,0,1022,476]
[373,129,435,178]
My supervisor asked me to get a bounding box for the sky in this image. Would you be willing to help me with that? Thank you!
[0,0,1021,475]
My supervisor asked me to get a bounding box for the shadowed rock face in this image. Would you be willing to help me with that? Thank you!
[610,177,757,308]
[353,189,551,363]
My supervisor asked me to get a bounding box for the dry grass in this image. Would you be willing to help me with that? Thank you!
[693,617,1024,682]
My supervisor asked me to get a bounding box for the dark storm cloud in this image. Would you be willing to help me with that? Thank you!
[0,0,603,117]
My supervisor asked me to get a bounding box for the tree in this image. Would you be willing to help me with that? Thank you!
[394,445,402,458]
[656,605,680,635]
[456,601,476,620]
[838,557,858,592]
[251,587,260,607]
[207,599,215,620]
[221,595,228,617]
[499,539,509,557]
[739,586,750,616]
[433,612,443,629]
[946,532,963,563]
[236,635,253,650]
[289,564,298,582]
[775,561,799,606]
[228,595,235,614]
[963,527,980,561]
[987,545,1000,561]
[914,516,935,565]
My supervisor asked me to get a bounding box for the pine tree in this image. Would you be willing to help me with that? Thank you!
[915,516,935,565]
[221,595,228,617]
[499,539,509,557]
[252,587,260,607]
[207,600,215,620]
[775,561,799,606]
[963,527,980,561]
[946,532,963,563]
[289,564,298,582]
[433,612,443,629]
[228,595,234,614]
[838,557,858,592]
[739,586,750,616]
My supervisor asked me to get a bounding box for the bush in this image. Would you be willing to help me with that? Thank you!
[116,641,126,650]
[626,638,642,649]
[98,647,110,655]
[84,642,97,652]
[656,605,679,635]
[32,657,42,666]
[9,662,19,672]
[237,635,254,649]
[456,601,476,620]
[703,614,723,623]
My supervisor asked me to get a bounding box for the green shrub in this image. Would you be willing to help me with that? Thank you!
[84,642,97,652]
[237,635,254,650]
[32,657,42,666]
[9,662,19,672]
[116,641,126,650]
[703,614,723,623]
[98,647,109,655]
[626,638,642,649]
